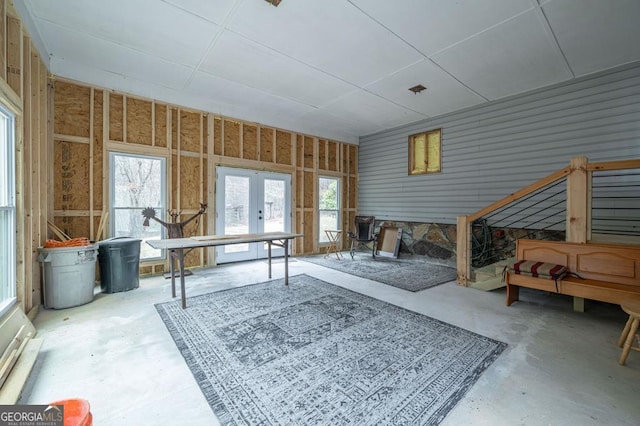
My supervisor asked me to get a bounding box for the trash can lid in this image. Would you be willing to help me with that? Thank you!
[38,244,97,253]
[97,237,141,247]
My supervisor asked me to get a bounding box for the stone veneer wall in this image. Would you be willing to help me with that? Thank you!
[376,220,457,267]
[367,220,565,269]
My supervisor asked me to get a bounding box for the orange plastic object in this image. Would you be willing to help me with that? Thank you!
[44,238,91,248]
[48,398,92,426]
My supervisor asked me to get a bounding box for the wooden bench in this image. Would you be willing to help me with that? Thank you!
[506,239,640,309]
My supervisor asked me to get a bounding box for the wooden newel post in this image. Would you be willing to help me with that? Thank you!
[566,156,589,311]
[566,156,589,244]
[456,215,471,286]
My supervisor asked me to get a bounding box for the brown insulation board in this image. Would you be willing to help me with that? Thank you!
[213,117,222,155]
[6,16,20,96]
[54,141,90,211]
[109,94,124,142]
[202,115,208,154]
[155,104,167,148]
[223,119,240,158]
[126,97,153,145]
[303,136,314,169]
[202,158,208,215]
[296,170,304,209]
[54,82,91,138]
[318,139,327,170]
[328,141,338,171]
[180,110,202,153]
[171,108,178,148]
[303,211,314,253]
[0,1,5,81]
[296,135,304,168]
[180,214,203,268]
[275,130,292,165]
[303,171,314,208]
[171,153,178,209]
[348,145,357,174]
[139,265,153,275]
[54,216,90,240]
[242,124,258,161]
[348,176,357,209]
[93,90,104,211]
[260,127,274,163]
[295,213,303,255]
[179,155,201,210]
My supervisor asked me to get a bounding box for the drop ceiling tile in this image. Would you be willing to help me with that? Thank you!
[324,90,426,133]
[200,31,357,107]
[543,0,640,76]
[227,0,422,86]
[161,0,239,25]
[28,0,219,66]
[365,59,487,117]
[432,10,573,100]
[40,21,193,89]
[351,0,532,56]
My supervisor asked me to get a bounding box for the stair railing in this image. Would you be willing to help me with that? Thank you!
[457,156,640,285]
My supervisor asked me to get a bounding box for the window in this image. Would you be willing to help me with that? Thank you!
[318,177,340,244]
[110,152,166,260]
[409,128,441,175]
[0,105,16,313]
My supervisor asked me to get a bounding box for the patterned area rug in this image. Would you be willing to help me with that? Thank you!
[156,275,506,425]
[300,252,457,291]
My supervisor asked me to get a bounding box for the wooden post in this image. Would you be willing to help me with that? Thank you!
[456,215,470,285]
[566,156,589,311]
[566,156,589,244]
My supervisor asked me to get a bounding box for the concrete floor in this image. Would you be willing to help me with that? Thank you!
[20,257,640,425]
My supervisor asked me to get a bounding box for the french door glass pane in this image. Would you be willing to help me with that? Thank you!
[264,179,285,233]
[224,175,250,253]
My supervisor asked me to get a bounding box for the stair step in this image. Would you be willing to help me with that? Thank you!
[470,276,505,292]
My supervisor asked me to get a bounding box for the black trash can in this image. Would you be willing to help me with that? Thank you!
[97,237,141,293]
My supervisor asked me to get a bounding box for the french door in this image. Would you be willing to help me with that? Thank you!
[215,167,291,263]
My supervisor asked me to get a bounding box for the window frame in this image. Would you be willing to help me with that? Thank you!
[318,176,341,245]
[109,151,167,261]
[408,128,442,176]
[0,103,16,316]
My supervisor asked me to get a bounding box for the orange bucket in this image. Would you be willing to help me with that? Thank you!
[48,398,92,426]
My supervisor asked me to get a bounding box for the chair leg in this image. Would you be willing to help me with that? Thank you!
[619,317,640,365]
[618,315,634,348]
[372,242,376,258]
[350,241,355,259]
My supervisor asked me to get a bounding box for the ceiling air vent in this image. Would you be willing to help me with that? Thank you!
[409,84,427,94]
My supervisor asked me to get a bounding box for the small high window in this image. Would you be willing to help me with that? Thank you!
[409,128,441,175]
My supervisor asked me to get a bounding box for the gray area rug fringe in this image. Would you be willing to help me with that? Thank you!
[300,252,457,292]
[156,274,506,425]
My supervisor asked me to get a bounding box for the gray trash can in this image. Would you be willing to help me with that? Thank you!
[38,245,97,309]
[97,237,141,293]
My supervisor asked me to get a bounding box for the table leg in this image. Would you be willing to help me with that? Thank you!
[169,250,176,298]
[177,248,187,309]
[284,239,289,286]
[268,241,272,279]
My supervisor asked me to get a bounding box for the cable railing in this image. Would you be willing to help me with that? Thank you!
[591,170,640,239]
[471,177,566,268]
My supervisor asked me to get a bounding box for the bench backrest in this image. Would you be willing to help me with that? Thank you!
[516,239,640,287]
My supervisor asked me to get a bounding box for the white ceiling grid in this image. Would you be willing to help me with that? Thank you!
[20,0,640,144]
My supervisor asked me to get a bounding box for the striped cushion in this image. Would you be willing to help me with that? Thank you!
[510,260,567,280]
